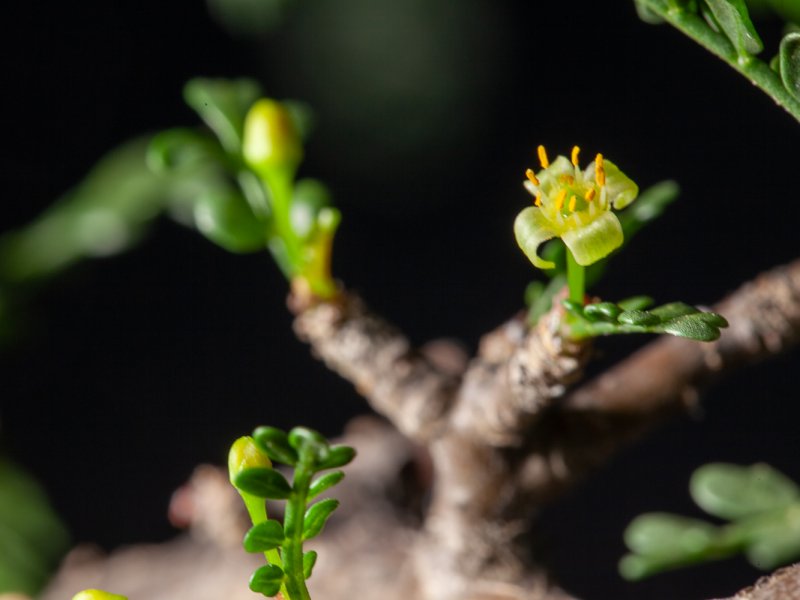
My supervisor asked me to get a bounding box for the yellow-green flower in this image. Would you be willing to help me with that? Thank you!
[514,145,638,269]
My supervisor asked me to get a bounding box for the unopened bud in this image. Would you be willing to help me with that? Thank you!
[242,99,302,174]
[228,436,273,484]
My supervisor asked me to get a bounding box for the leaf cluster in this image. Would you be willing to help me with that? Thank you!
[621,463,800,579]
[230,426,355,599]
[564,298,728,341]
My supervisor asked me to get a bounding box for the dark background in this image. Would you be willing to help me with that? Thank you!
[2,2,799,598]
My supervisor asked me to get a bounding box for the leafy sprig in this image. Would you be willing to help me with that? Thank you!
[634,0,800,123]
[229,427,355,599]
[620,463,800,579]
[563,297,728,341]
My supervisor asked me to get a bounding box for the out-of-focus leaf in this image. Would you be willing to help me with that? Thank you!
[0,459,69,595]
[780,32,800,100]
[691,463,800,520]
[146,128,225,173]
[635,0,666,24]
[207,0,292,38]
[183,78,263,154]
[192,188,267,253]
[249,564,284,596]
[624,512,717,558]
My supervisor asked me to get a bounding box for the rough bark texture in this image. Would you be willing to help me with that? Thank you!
[40,258,800,599]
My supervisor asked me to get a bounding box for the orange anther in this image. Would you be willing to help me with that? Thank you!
[525,168,540,186]
[537,145,550,169]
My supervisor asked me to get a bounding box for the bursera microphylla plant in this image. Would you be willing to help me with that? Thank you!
[515,144,728,342]
[228,427,355,599]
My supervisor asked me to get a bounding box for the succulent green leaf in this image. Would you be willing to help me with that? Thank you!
[745,509,800,570]
[561,212,624,267]
[233,467,292,499]
[514,207,558,269]
[690,463,800,520]
[253,426,299,466]
[659,314,720,340]
[192,189,266,253]
[648,302,698,320]
[617,295,655,311]
[780,32,800,100]
[249,564,285,597]
[602,160,639,209]
[316,446,356,470]
[303,550,318,580]
[308,471,345,499]
[703,0,764,55]
[583,302,622,322]
[288,427,330,463]
[290,179,333,240]
[183,78,263,154]
[243,519,285,552]
[624,512,717,558]
[618,309,660,326]
[635,0,666,23]
[302,498,339,540]
[146,128,224,174]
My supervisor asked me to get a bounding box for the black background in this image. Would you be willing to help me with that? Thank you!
[2,2,799,599]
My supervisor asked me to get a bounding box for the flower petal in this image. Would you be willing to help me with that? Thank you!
[514,206,558,269]
[603,159,639,209]
[561,211,623,266]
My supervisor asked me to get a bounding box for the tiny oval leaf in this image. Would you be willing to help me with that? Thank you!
[316,446,356,470]
[303,550,318,580]
[233,467,292,499]
[302,498,339,541]
[704,0,763,56]
[780,32,800,100]
[243,519,285,553]
[249,564,284,597]
[308,471,345,499]
[253,426,299,466]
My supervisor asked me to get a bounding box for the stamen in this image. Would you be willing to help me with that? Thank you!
[571,145,580,167]
[595,153,606,187]
[558,174,575,185]
[585,188,596,201]
[569,195,577,212]
[535,192,542,207]
[555,189,566,211]
[537,145,550,169]
[525,168,540,186]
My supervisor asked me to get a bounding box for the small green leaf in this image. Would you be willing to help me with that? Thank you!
[183,78,263,154]
[691,463,800,520]
[146,128,223,173]
[302,498,339,540]
[648,302,697,320]
[745,508,800,570]
[703,0,763,56]
[659,314,719,341]
[253,426,299,466]
[233,467,292,499]
[192,189,266,253]
[316,446,356,470]
[249,564,284,597]
[634,0,666,24]
[618,310,660,326]
[694,311,728,327]
[243,520,285,552]
[779,32,800,100]
[561,299,584,316]
[624,512,717,558]
[308,471,345,499]
[584,302,622,322]
[288,427,330,463]
[617,295,654,311]
[303,550,318,580]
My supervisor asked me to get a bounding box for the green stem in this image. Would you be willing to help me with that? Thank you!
[566,250,585,305]
[282,458,314,600]
[640,0,800,123]
[239,492,285,577]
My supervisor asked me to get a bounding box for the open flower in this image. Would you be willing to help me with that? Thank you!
[514,145,638,269]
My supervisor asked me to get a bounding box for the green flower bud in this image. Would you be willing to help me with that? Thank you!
[72,591,127,600]
[242,99,303,174]
[228,436,273,485]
